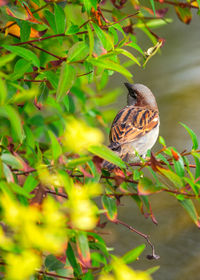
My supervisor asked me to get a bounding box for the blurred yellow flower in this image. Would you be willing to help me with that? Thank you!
[112,259,152,280]
[63,117,104,153]
[68,183,101,230]
[37,163,64,187]
[6,250,41,280]
[98,258,152,280]
[0,194,67,278]
[99,275,115,280]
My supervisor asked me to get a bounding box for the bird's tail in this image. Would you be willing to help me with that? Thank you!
[102,160,116,171]
[102,144,126,171]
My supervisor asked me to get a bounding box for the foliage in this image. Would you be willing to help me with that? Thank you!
[0,0,199,279]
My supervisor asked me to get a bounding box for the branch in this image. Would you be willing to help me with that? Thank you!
[111,218,160,260]
[106,12,139,27]
[29,43,66,61]
[37,270,74,280]
[154,0,198,9]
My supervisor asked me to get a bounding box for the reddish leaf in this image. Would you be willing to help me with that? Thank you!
[102,195,117,221]
[49,59,63,67]
[79,166,93,178]
[5,21,43,38]
[77,233,91,271]
[171,148,179,161]
[175,6,192,24]
[0,0,7,6]
[123,24,134,34]
[150,152,163,172]
[179,199,200,228]
[138,177,161,195]
[6,4,42,24]
[111,0,127,9]
[92,156,103,173]
[156,8,168,18]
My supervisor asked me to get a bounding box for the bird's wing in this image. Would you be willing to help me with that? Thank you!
[109,106,159,145]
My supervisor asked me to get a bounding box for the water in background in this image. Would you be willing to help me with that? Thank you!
[104,7,200,280]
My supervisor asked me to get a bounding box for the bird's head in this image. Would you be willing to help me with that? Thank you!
[124,83,158,109]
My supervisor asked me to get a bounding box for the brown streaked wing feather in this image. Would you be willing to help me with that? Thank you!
[109,106,159,145]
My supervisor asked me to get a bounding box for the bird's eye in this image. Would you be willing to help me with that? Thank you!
[130,90,137,99]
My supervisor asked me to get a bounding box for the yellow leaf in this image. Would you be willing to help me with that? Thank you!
[5,21,41,38]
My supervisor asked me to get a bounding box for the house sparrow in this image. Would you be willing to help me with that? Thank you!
[103,83,159,170]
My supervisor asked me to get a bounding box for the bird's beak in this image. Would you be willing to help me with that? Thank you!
[124,82,133,92]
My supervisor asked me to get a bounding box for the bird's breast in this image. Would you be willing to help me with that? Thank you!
[120,125,159,161]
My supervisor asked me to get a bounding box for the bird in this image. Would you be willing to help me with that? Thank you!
[103,83,160,170]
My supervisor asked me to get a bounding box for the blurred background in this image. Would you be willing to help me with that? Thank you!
[104,6,200,280]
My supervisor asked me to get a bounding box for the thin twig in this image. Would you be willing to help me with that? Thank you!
[32,3,49,14]
[29,43,66,61]
[107,12,139,27]
[154,0,198,9]
[21,79,46,83]
[47,189,68,199]
[111,218,160,260]
[37,270,74,280]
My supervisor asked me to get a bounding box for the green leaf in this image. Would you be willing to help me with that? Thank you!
[23,175,39,193]
[150,0,156,16]
[102,195,117,221]
[193,154,200,179]
[68,41,89,62]
[20,20,31,42]
[56,63,76,101]
[45,254,65,271]
[138,177,161,195]
[0,77,7,105]
[115,48,140,66]
[77,232,90,265]
[2,163,13,182]
[87,23,94,57]
[112,23,125,37]
[173,157,185,177]
[83,0,97,13]
[88,232,109,257]
[54,3,66,34]
[66,24,79,35]
[10,183,32,198]
[44,71,59,89]
[66,242,82,277]
[157,166,184,188]
[88,144,126,169]
[127,42,144,55]
[44,10,57,33]
[183,177,198,196]
[82,271,94,280]
[0,53,16,67]
[179,199,200,227]
[48,130,62,161]
[196,0,200,9]
[67,156,91,168]
[109,27,119,45]
[92,23,113,50]
[180,123,198,150]
[10,59,32,81]
[146,266,160,275]
[122,244,146,264]
[159,136,166,146]
[87,57,132,79]
[1,153,23,169]
[0,105,24,142]
[2,45,40,68]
